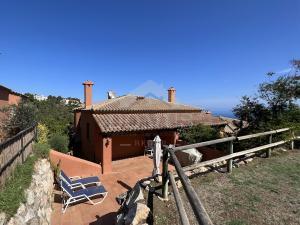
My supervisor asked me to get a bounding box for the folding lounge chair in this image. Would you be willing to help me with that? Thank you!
[60,170,101,189]
[60,179,108,213]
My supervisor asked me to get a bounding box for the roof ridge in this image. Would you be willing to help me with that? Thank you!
[90,94,130,108]
[83,94,201,112]
[0,84,26,98]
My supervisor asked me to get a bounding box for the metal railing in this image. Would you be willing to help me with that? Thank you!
[162,128,297,225]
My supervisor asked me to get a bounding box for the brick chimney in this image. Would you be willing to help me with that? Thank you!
[168,87,176,103]
[83,81,94,108]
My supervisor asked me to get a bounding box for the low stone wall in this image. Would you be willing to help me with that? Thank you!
[0,159,53,225]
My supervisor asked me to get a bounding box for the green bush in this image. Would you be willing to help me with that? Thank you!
[179,124,220,144]
[49,133,68,153]
[33,142,50,158]
[37,123,49,144]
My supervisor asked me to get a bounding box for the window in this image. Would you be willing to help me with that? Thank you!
[86,123,90,140]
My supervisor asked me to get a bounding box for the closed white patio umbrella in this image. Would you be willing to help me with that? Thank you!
[152,135,162,177]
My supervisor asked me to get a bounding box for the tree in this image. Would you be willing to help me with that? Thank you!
[24,93,35,102]
[25,95,77,136]
[179,124,219,144]
[259,74,299,117]
[233,96,270,132]
[1,92,79,152]
[234,59,300,134]
[2,100,37,136]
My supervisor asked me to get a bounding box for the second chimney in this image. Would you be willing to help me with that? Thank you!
[168,87,176,103]
[83,81,94,108]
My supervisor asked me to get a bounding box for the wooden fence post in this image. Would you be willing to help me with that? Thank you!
[227,141,233,173]
[162,146,169,200]
[21,133,24,163]
[34,125,38,142]
[290,131,295,150]
[267,134,272,158]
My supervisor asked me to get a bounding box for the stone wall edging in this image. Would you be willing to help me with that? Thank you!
[0,158,53,225]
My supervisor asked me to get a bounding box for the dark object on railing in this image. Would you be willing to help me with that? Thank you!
[116,191,129,206]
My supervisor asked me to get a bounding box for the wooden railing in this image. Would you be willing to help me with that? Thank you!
[162,128,298,225]
[0,124,37,187]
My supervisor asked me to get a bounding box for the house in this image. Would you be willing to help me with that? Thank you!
[0,84,26,107]
[0,84,27,141]
[219,116,248,136]
[74,81,226,174]
[33,94,48,101]
[62,97,81,106]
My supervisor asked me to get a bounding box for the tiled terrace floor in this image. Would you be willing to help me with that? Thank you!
[51,156,173,225]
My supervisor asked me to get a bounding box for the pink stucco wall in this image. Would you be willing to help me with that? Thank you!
[49,150,102,177]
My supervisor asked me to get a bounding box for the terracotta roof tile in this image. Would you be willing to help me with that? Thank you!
[79,94,226,133]
[93,112,226,133]
[86,95,199,112]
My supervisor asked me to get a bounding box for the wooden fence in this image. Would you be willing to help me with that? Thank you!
[0,124,37,187]
[162,128,299,225]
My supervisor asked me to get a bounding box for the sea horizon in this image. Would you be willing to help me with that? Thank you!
[212,110,235,118]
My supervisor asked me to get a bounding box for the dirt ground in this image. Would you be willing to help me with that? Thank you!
[153,149,300,225]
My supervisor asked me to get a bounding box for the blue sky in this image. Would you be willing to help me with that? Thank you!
[0,0,299,115]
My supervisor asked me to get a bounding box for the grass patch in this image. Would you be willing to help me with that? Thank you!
[0,154,37,217]
[0,142,50,218]
[33,142,51,159]
[226,219,247,225]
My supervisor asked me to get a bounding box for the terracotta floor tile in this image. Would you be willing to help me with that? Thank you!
[51,155,174,225]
